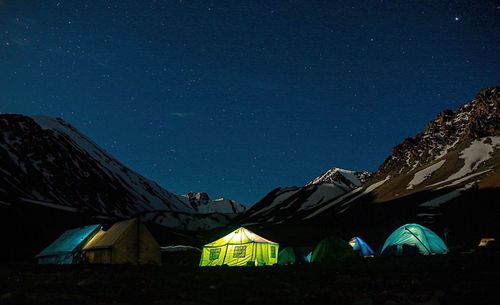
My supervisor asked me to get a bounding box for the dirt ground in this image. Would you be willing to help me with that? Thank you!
[1,254,499,305]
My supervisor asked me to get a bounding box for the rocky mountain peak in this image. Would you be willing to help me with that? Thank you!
[307,167,371,189]
[185,192,211,203]
[375,87,500,178]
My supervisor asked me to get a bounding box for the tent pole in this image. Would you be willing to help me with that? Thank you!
[221,244,229,265]
[405,227,432,254]
[252,243,256,265]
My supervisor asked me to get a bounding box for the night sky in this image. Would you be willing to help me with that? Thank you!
[1,1,500,205]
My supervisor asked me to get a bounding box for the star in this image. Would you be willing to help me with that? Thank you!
[454,16,461,21]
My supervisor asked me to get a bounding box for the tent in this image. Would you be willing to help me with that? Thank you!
[478,238,496,248]
[82,218,161,265]
[380,223,449,256]
[161,245,202,266]
[278,247,312,265]
[311,236,354,263]
[477,237,497,254]
[199,227,279,267]
[36,224,101,264]
[349,237,375,257]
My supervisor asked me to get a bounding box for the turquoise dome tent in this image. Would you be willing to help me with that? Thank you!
[380,223,449,256]
[349,237,374,257]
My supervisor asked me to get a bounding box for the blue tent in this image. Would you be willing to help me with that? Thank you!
[380,223,449,256]
[36,224,101,264]
[349,237,375,257]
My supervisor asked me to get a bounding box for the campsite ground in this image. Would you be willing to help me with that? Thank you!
[1,254,499,305]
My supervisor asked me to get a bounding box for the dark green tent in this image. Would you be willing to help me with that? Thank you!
[278,247,311,265]
[311,237,353,263]
[36,224,101,264]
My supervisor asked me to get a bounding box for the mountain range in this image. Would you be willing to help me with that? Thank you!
[238,87,499,248]
[1,87,499,259]
[0,115,245,259]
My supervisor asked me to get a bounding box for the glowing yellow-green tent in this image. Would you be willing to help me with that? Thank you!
[199,227,279,267]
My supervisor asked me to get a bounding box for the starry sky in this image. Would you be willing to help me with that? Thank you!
[1,1,500,205]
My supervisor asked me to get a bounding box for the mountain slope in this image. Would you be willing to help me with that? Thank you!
[240,166,370,225]
[182,192,246,214]
[364,87,499,206]
[376,87,499,179]
[0,115,244,230]
[307,167,371,188]
[237,87,500,248]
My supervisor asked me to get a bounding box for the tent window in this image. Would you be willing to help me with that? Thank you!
[209,248,221,260]
[233,246,246,258]
[270,246,276,258]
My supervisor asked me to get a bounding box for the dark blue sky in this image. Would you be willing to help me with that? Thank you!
[1,1,499,204]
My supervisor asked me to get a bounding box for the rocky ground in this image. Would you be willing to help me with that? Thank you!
[1,253,499,305]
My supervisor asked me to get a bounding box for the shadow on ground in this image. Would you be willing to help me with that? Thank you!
[1,254,499,305]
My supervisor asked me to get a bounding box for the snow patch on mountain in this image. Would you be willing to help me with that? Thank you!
[427,137,500,187]
[248,187,300,218]
[303,187,363,219]
[307,167,371,189]
[297,184,347,211]
[180,192,246,214]
[1,115,246,231]
[31,116,192,213]
[376,88,500,179]
[407,159,446,189]
[435,138,460,160]
[446,137,500,181]
[433,169,491,190]
[303,175,391,219]
[141,211,238,231]
[337,175,391,214]
[21,198,80,212]
[420,181,476,208]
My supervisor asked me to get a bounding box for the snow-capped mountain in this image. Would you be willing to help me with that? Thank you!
[0,115,244,230]
[307,167,371,189]
[349,87,500,223]
[238,88,500,248]
[182,192,246,214]
[1,87,499,252]
[240,166,370,225]
[376,87,500,179]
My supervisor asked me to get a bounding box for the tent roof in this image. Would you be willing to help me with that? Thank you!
[380,223,448,255]
[36,224,101,258]
[279,247,296,257]
[204,227,277,247]
[311,236,353,262]
[349,236,375,256]
[82,229,106,250]
[83,219,137,250]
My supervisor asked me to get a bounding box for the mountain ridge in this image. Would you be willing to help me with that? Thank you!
[0,114,245,231]
[236,87,500,248]
[1,87,499,257]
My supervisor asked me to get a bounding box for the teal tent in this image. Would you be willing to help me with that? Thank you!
[311,237,353,263]
[278,247,312,265]
[380,223,449,256]
[36,224,101,264]
[349,237,374,257]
